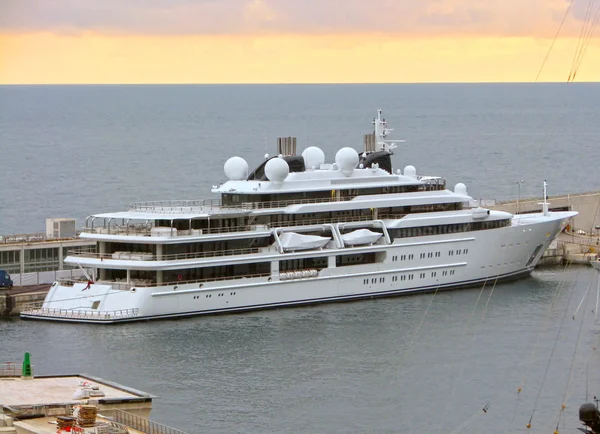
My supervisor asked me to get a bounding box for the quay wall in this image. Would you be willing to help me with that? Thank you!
[0,289,49,317]
[491,190,600,234]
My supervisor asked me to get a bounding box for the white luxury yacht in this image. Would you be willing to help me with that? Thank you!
[21,110,577,323]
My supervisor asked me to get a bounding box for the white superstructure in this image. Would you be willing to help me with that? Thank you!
[21,110,577,323]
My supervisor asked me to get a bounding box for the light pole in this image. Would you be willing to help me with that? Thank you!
[515,180,525,214]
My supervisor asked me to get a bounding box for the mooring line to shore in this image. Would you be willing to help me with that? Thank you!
[508,261,573,433]
[526,266,580,430]
[438,269,502,432]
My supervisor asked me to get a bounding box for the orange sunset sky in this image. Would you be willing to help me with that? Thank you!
[0,0,599,84]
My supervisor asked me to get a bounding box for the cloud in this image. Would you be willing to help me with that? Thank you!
[0,0,596,37]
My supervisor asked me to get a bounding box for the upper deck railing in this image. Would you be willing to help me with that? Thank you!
[237,195,354,210]
[129,198,247,213]
[82,214,376,237]
[127,196,355,214]
[125,184,445,215]
[0,231,85,245]
[83,215,378,237]
[67,247,263,261]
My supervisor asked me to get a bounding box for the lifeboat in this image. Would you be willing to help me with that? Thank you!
[278,232,331,252]
[341,229,383,246]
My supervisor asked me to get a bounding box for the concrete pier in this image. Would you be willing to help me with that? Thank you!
[491,190,600,234]
[0,285,49,317]
[0,361,191,434]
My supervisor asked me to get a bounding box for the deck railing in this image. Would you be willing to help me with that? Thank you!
[236,195,356,210]
[378,213,407,220]
[67,247,263,261]
[113,409,188,434]
[266,214,373,229]
[157,272,273,287]
[82,224,256,236]
[84,216,371,236]
[54,272,273,290]
[127,191,426,214]
[20,302,139,320]
[94,421,130,434]
[129,198,231,213]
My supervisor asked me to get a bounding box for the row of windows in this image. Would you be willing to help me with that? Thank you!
[102,253,377,285]
[0,251,20,274]
[363,269,457,285]
[222,185,426,206]
[1,246,97,272]
[223,182,450,207]
[0,250,20,264]
[337,253,377,267]
[391,254,415,261]
[1,246,95,266]
[153,201,464,235]
[420,252,442,259]
[392,249,465,262]
[363,277,395,284]
[390,219,511,239]
[192,291,238,300]
[378,203,462,216]
[281,257,328,272]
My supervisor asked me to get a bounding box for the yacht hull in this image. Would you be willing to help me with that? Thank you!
[20,212,572,324]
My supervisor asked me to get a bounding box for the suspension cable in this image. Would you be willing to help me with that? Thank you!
[535,0,576,82]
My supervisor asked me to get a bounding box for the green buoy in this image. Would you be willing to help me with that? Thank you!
[22,352,32,379]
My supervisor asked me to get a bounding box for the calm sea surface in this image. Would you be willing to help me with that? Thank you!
[1,84,600,433]
[1,83,599,234]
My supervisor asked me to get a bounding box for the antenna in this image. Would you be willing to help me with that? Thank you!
[538,180,550,216]
[264,133,268,158]
[370,109,403,153]
[303,117,308,148]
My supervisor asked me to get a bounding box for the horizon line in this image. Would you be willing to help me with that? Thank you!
[1,81,598,86]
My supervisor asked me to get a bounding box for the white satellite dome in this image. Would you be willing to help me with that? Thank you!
[335,147,359,176]
[265,157,289,182]
[223,156,248,181]
[301,146,325,169]
[404,165,417,179]
[454,183,468,196]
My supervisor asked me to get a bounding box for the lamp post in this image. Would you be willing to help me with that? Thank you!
[515,180,525,214]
